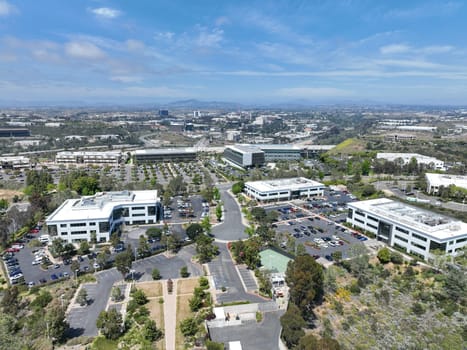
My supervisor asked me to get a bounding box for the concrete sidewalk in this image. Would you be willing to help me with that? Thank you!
[162,279,178,350]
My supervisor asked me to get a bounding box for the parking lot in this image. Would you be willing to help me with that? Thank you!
[262,189,366,261]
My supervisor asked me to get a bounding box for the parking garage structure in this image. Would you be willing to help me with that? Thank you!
[347,198,467,261]
[244,177,325,202]
[45,190,163,244]
[133,148,197,163]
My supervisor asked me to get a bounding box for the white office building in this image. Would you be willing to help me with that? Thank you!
[244,177,325,202]
[347,198,467,261]
[56,151,122,166]
[425,173,467,194]
[0,156,30,169]
[45,190,163,243]
[223,145,265,168]
[376,153,445,171]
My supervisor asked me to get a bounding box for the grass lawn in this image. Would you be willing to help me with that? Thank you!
[137,281,163,298]
[91,336,118,350]
[177,278,199,295]
[175,294,193,349]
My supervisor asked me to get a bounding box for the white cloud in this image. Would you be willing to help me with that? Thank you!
[125,39,145,51]
[380,44,411,55]
[0,0,15,16]
[90,7,122,19]
[110,75,143,83]
[196,27,223,47]
[420,45,453,54]
[154,32,175,41]
[375,58,444,69]
[65,41,106,60]
[215,16,230,26]
[276,87,353,98]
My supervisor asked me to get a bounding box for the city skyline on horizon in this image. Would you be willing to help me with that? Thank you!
[1,0,467,106]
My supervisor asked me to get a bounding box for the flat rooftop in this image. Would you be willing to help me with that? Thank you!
[134,148,196,155]
[226,144,264,154]
[349,198,467,240]
[245,177,324,192]
[46,190,158,222]
[377,153,440,161]
[426,173,467,189]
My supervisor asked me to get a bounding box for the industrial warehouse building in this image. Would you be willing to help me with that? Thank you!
[133,148,197,163]
[347,198,467,261]
[244,177,325,202]
[45,190,163,243]
[425,173,467,194]
[376,153,446,171]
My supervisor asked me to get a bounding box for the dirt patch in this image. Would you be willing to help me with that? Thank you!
[175,294,193,350]
[137,281,163,298]
[177,278,199,295]
[0,189,23,201]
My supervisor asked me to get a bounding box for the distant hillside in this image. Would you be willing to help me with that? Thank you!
[327,138,367,155]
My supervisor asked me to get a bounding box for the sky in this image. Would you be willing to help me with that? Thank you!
[1,0,467,106]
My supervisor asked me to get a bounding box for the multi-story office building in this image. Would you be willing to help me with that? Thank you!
[376,153,445,171]
[244,177,325,202]
[425,173,467,194]
[55,151,122,166]
[133,148,197,163]
[223,145,265,168]
[45,190,163,243]
[0,128,31,138]
[0,156,30,169]
[224,144,335,168]
[347,198,467,261]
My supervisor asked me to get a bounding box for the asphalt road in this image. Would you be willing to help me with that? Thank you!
[212,188,248,241]
[208,243,263,304]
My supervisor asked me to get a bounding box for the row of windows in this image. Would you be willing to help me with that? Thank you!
[70,222,86,227]
[395,226,409,235]
[412,242,426,250]
[355,218,364,224]
[394,235,409,243]
[412,233,427,242]
[355,210,365,217]
[368,215,379,222]
[132,206,145,210]
[70,231,87,235]
[457,237,467,244]
[367,223,377,230]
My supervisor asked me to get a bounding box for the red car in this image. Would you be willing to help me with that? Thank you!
[29,229,39,234]
[6,247,20,253]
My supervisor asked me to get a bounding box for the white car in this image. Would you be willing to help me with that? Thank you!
[93,262,100,269]
[10,273,23,281]
[32,259,41,265]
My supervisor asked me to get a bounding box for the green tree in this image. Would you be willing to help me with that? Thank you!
[72,176,100,195]
[111,286,123,302]
[180,266,190,278]
[96,309,123,340]
[377,247,391,264]
[50,238,66,258]
[179,317,198,337]
[206,340,224,350]
[286,255,324,316]
[200,215,212,235]
[298,334,341,350]
[390,252,404,264]
[216,203,222,221]
[78,240,91,255]
[1,286,20,315]
[185,223,203,241]
[115,248,133,279]
[231,181,245,195]
[280,303,306,348]
[146,227,163,240]
[45,305,68,342]
[251,207,267,224]
[152,268,161,280]
[195,234,219,263]
[132,289,148,305]
[142,319,163,342]
[137,234,151,258]
[76,288,88,306]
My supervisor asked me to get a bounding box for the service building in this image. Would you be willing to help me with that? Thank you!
[347,198,467,261]
[425,173,467,194]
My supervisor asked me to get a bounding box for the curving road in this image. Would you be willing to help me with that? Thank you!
[212,185,249,241]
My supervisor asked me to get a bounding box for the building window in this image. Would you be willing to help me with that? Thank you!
[60,224,67,228]
[355,210,365,217]
[99,221,110,232]
[355,218,364,224]
[411,242,426,250]
[132,206,145,211]
[394,235,408,243]
[395,226,409,235]
[367,223,377,230]
[148,206,156,216]
[70,222,86,227]
[71,231,87,235]
[132,213,145,217]
[429,240,446,253]
[89,222,96,226]
[347,208,353,219]
[412,233,427,242]
[456,237,467,244]
[48,225,57,235]
[368,215,379,222]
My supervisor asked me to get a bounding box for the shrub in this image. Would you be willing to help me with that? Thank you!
[180,266,190,278]
[152,268,161,280]
[377,247,391,264]
[390,252,404,264]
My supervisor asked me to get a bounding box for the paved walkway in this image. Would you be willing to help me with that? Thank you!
[162,279,178,350]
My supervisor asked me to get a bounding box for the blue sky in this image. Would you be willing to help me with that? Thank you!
[1,0,467,105]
